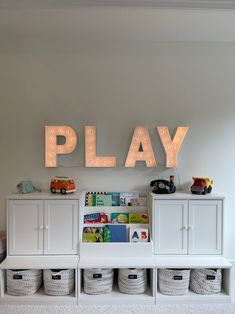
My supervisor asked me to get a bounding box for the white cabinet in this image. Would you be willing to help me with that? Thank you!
[8,198,78,255]
[44,200,78,254]
[188,200,222,255]
[151,193,223,255]
[154,200,188,255]
[8,200,44,255]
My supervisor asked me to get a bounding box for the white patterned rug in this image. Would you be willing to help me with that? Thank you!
[0,304,235,314]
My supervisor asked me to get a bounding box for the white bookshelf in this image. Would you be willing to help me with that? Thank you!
[80,191,152,257]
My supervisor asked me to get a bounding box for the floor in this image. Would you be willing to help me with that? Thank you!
[0,303,235,314]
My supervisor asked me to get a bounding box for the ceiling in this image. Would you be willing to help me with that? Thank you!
[1,1,235,47]
[1,0,235,9]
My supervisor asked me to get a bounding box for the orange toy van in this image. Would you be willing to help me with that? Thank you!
[50,176,76,194]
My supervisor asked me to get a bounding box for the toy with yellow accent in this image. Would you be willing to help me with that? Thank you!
[50,176,76,194]
[191,177,213,195]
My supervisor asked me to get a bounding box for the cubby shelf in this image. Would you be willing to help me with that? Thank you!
[156,289,231,304]
[0,287,76,305]
[0,256,79,304]
[78,285,155,305]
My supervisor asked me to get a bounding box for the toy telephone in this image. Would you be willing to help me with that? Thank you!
[150,179,176,194]
[17,181,41,194]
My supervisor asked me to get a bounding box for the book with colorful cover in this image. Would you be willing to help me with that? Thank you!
[119,192,140,206]
[82,227,103,242]
[107,192,120,206]
[93,194,112,206]
[129,213,149,224]
[129,227,149,242]
[111,213,129,223]
[84,213,110,224]
[103,225,127,242]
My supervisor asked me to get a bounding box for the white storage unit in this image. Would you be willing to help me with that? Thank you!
[7,193,79,255]
[0,190,232,305]
[150,192,223,255]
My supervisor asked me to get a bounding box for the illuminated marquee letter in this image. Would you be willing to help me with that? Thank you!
[45,126,77,167]
[125,127,156,168]
[85,126,116,167]
[157,126,188,168]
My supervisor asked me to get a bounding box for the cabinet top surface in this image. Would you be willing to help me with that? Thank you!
[149,191,224,200]
[0,256,79,269]
[7,191,80,200]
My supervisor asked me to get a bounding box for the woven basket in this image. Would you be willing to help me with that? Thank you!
[7,269,42,296]
[43,269,75,296]
[118,268,147,294]
[158,269,190,295]
[190,269,222,295]
[84,268,114,295]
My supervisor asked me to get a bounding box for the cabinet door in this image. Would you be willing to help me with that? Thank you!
[188,200,222,255]
[153,200,188,254]
[44,200,78,254]
[8,200,44,255]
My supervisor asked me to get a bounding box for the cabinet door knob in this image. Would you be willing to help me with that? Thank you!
[39,225,44,230]
[182,225,187,230]
[45,225,49,229]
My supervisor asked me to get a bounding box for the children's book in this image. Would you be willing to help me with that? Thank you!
[84,213,110,224]
[120,192,139,206]
[111,213,129,223]
[82,227,103,242]
[107,192,120,206]
[104,225,127,242]
[129,228,149,242]
[129,213,149,224]
[93,194,112,206]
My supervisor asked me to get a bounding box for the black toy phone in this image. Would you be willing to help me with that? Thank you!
[150,179,176,194]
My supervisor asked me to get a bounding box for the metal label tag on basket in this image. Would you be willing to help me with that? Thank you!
[173,275,183,280]
[13,275,22,280]
[206,275,216,280]
[128,275,138,279]
[52,275,61,280]
[93,274,102,279]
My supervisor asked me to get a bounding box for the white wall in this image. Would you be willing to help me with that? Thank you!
[0,7,235,258]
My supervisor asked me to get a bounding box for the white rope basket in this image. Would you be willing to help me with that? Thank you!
[158,269,190,296]
[43,269,74,296]
[118,268,147,294]
[7,269,42,296]
[84,268,114,295]
[190,269,222,295]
